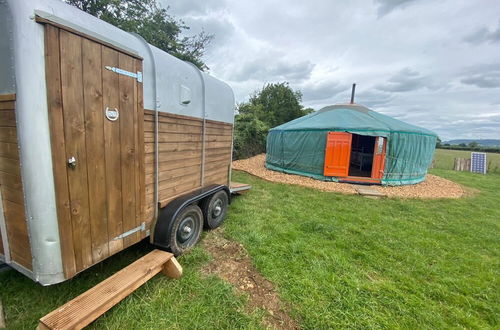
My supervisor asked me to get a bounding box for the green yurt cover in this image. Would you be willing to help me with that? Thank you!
[265,104,437,185]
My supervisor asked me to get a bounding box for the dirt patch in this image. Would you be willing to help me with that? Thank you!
[232,154,466,199]
[201,229,299,330]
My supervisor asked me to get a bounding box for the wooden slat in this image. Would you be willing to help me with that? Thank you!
[0,94,15,102]
[0,170,22,191]
[2,200,32,270]
[0,157,20,176]
[60,30,93,271]
[1,186,24,205]
[0,127,18,144]
[145,157,202,175]
[0,142,19,160]
[102,46,124,255]
[0,103,15,111]
[44,25,77,277]
[0,111,16,126]
[39,250,181,330]
[118,53,138,248]
[82,38,109,263]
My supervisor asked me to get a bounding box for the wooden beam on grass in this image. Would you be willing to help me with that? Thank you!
[38,250,181,330]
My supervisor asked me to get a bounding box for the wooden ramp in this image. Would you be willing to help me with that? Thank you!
[353,185,386,198]
[230,181,252,194]
[38,250,182,330]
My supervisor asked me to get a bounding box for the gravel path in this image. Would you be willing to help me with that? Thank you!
[232,154,465,199]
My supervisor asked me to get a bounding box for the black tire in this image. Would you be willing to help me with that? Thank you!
[168,204,203,256]
[201,190,229,229]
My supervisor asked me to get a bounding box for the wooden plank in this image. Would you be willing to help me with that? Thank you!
[35,16,143,60]
[118,53,138,248]
[0,158,20,176]
[60,30,93,272]
[135,60,145,239]
[0,127,18,144]
[44,25,77,278]
[1,186,24,205]
[146,164,201,185]
[0,170,22,191]
[0,94,15,102]
[82,38,109,263]
[0,142,19,160]
[0,103,15,111]
[145,150,202,164]
[3,200,32,270]
[145,157,202,174]
[0,111,15,128]
[38,250,180,330]
[102,46,124,255]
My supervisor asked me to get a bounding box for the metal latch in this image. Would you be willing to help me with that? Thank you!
[113,222,146,240]
[68,156,77,169]
[105,66,143,83]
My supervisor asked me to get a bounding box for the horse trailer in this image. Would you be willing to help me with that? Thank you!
[0,0,236,285]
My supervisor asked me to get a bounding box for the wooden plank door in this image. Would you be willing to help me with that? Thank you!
[45,26,144,276]
[371,137,387,180]
[323,132,352,177]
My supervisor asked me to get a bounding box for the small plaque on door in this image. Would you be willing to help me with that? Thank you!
[105,107,119,121]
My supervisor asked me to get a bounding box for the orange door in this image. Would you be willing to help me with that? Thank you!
[371,137,387,179]
[324,132,352,177]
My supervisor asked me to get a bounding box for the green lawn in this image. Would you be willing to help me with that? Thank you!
[1,170,499,329]
[434,149,500,173]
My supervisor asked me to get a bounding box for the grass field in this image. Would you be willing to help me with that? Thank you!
[1,169,499,329]
[434,148,500,173]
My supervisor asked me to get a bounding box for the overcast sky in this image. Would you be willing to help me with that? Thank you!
[161,0,500,140]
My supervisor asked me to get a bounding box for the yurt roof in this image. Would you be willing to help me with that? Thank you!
[270,104,437,136]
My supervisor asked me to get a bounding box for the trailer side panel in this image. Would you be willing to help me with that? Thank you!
[144,110,233,218]
[0,94,32,270]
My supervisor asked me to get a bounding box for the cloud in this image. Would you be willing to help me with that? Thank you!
[159,0,500,139]
[374,68,434,93]
[460,63,500,88]
[301,81,349,102]
[230,56,315,82]
[374,0,420,16]
[463,21,500,44]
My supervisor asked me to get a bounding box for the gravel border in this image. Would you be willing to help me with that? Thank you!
[232,154,465,199]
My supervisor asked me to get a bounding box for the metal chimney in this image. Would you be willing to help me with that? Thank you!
[350,83,356,104]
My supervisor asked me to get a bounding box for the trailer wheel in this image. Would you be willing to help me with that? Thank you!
[168,205,203,256]
[201,190,229,229]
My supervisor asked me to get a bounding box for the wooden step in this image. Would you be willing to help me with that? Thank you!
[38,250,182,330]
[230,181,252,194]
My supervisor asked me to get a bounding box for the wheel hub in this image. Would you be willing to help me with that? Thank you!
[177,216,195,243]
[212,199,223,217]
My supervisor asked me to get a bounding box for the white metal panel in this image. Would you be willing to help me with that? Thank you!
[0,1,15,94]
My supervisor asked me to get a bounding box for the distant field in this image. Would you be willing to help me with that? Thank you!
[434,149,500,173]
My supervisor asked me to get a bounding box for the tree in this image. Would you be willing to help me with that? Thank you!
[240,82,309,128]
[65,0,213,70]
[436,137,442,148]
[233,82,312,159]
[468,141,479,149]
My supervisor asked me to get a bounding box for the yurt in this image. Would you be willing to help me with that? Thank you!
[265,104,437,185]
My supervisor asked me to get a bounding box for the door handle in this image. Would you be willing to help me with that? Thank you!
[68,156,77,169]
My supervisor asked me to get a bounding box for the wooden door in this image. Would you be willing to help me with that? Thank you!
[323,132,352,177]
[371,137,387,180]
[45,25,144,276]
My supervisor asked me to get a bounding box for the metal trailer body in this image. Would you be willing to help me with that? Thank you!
[0,0,235,285]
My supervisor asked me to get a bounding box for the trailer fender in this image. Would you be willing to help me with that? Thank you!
[153,184,230,250]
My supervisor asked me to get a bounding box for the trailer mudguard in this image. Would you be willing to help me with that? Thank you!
[152,184,230,249]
